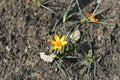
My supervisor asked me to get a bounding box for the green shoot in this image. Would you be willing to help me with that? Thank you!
[62,0,76,23]
[36,0,55,13]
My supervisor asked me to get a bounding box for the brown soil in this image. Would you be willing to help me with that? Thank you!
[0,0,120,80]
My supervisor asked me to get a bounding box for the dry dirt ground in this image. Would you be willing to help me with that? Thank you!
[0,0,120,80]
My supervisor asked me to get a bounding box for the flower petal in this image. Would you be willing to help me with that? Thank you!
[50,45,57,50]
[87,13,99,22]
[94,18,99,22]
[92,18,99,22]
[61,35,65,41]
[87,13,93,17]
[62,41,68,45]
[49,40,56,45]
[58,46,62,50]
[54,34,60,41]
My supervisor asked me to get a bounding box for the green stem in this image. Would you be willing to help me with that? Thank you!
[76,0,82,15]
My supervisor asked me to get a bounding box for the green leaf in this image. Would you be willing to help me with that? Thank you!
[36,0,44,7]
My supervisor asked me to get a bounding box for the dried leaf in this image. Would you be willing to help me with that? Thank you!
[70,30,80,43]
[97,0,102,4]
[40,52,56,62]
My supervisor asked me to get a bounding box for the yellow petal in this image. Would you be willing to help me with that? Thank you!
[50,45,57,50]
[58,46,62,50]
[54,34,60,41]
[60,35,65,41]
[62,41,68,45]
[49,40,56,45]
